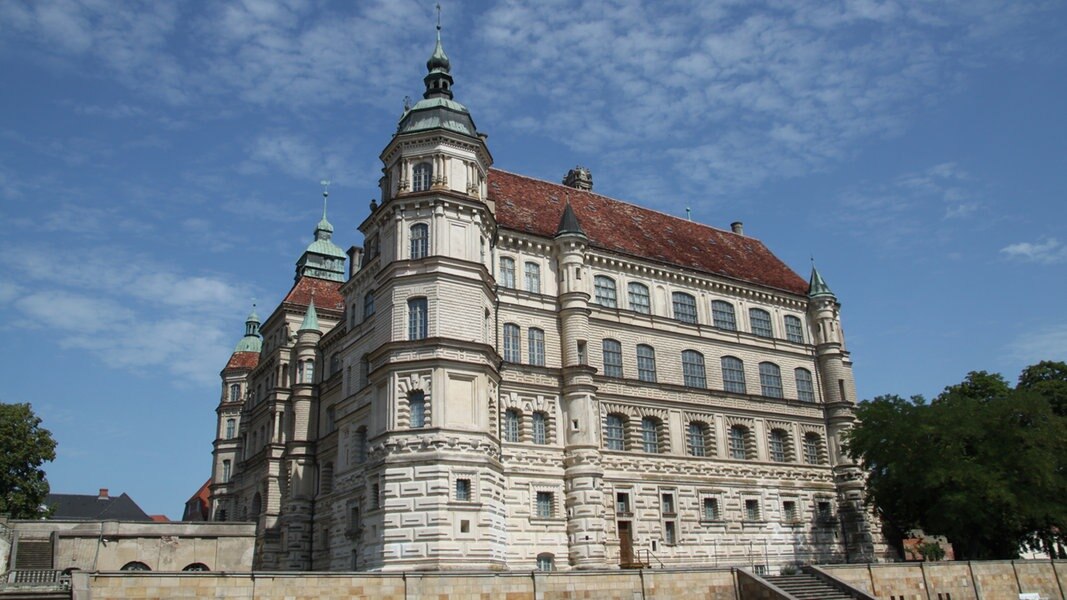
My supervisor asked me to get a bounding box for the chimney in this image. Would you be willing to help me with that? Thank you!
[562,166,593,191]
[98,488,109,500]
[730,221,744,236]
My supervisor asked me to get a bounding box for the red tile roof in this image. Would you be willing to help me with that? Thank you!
[489,169,808,296]
[225,351,260,371]
[283,276,345,311]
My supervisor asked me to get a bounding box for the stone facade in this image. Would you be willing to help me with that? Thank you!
[208,30,889,572]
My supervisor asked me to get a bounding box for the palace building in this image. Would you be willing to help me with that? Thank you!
[208,27,887,572]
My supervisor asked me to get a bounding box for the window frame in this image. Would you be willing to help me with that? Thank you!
[795,368,816,402]
[532,411,548,444]
[409,392,426,428]
[641,417,660,453]
[681,350,707,388]
[499,256,516,288]
[769,428,788,462]
[784,315,805,343]
[409,223,429,259]
[711,300,737,330]
[504,408,522,443]
[604,414,625,450]
[407,297,428,340]
[758,362,784,398]
[363,290,375,320]
[594,275,618,307]
[627,282,651,314]
[721,356,747,394]
[602,339,623,378]
[503,323,521,362]
[636,344,657,383]
[686,421,709,457]
[672,291,698,324]
[528,328,545,366]
[524,261,541,293]
[729,425,749,460]
[535,491,554,519]
[412,162,432,192]
[749,308,773,338]
[803,432,823,465]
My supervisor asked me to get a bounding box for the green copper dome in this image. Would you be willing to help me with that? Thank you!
[234,305,262,352]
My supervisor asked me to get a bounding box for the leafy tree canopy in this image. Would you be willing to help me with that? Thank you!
[847,363,1067,560]
[0,402,57,518]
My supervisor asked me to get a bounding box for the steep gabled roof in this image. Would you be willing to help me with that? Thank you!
[224,351,260,371]
[46,492,152,521]
[489,169,808,296]
[283,276,344,311]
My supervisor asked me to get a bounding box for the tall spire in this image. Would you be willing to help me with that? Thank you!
[423,3,454,100]
[295,183,347,282]
[315,179,334,237]
[299,300,320,333]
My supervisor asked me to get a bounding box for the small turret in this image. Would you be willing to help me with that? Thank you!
[562,166,593,191]
[808,266,835,299]
[233,305,262,353]
[298,300,320,333]
[295,185,347,283]
[555,202,587,239]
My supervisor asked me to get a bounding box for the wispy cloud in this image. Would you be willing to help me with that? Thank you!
[1000,238,1067,265]
[0,244,253,385]
[1008,323,1067,364]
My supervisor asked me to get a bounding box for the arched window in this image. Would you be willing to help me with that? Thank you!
[537,553,555,571]
[320,462,334,494]
[749,308,773,338]
[225,418,235,439]
[636,345,656,382]
[527,328,545,366]
[628,282,650,314]
[251,492,263,518]
[182,563,209,572]
[410,223,429,259]
[672,292,697,323]
[121,561,151,571]
[602,339,623,377]
[412,162,432,192]
[604,414,626,450]
[729,425,750,460]
[524,262,541,292]
[759,362,783,398]
[681,350,706,388]
[532,411,548,444]
[363,290,376,319]
[784,315,805,343]
[769,429,789,462]
[711,300,737,330]
[229,383,240,403]
[687,422,710,457]
[408,297,428,340]
[503,323,521,362]
[795,368,815,402]
[504,408,522,442]
[803,432,824,465]
[593,276,617,307]
[409,391,426,428]
[721,356,747,394]
[641,417,660,453]
[499,257,516,288]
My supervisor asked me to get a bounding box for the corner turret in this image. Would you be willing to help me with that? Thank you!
[295,185,346,282]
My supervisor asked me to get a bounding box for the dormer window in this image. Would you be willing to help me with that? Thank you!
[413,162,432,192]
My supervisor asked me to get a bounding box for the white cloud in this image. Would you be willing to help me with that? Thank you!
[1008,324,1067,364]
[1000,238,1067,265]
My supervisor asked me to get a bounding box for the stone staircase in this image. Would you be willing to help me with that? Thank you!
[764,573,854,599]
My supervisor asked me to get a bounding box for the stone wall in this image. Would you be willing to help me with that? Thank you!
[822,561,1067,600]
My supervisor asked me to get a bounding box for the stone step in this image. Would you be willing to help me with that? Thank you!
[764,573,855,600]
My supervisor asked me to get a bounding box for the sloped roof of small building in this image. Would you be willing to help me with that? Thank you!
[489,169,808,296]
[224,351,260,371]
[283,276,345,311]
[46,491,152,521]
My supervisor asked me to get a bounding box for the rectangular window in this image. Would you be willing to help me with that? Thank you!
[602,339,623,377]
[408,297,428,340]
[371,484,381,510]
[456,478,471,502]
[503,324,521,362]
[616,492,631,514]
[524,262,541,293]
[749,308,773,338]
[605,415,625,451]
[664,521,677,545]
[410,223,428,259]
[642,418,659,453]
[504,409,521,443]
[783,500,798,522]
[363,291,375,319]
[687,422,707,457]
[225,418,235,439]
[636,345,656,383]
[784,315,805,343]
[703,497,719,521]
[536,491,553,518]
[528,328,545,366]
[745,499,760,521]
[409,393,426,428]
[769,430,787,462]
[532,412,547,444]
[796,369,816,402]
[672,292,698,323]
[222,459,231,483]
[661,492,675,515]
[628,282,650,314]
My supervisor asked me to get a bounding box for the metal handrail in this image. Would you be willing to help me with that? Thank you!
[639,548,665,569]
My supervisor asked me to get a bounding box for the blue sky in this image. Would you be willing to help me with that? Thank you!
[1,0,1065,519]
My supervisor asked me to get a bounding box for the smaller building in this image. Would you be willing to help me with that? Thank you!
[46,488,151,522]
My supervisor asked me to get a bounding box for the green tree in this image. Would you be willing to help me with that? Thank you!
[847,366,1067,560]
[1017,360,1067,416]
[0,402,57,518]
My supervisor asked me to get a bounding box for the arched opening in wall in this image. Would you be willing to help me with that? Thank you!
[182,563,210,572]
[536,553,555,571]
[120,561,151,571]
[251,492,262,520]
